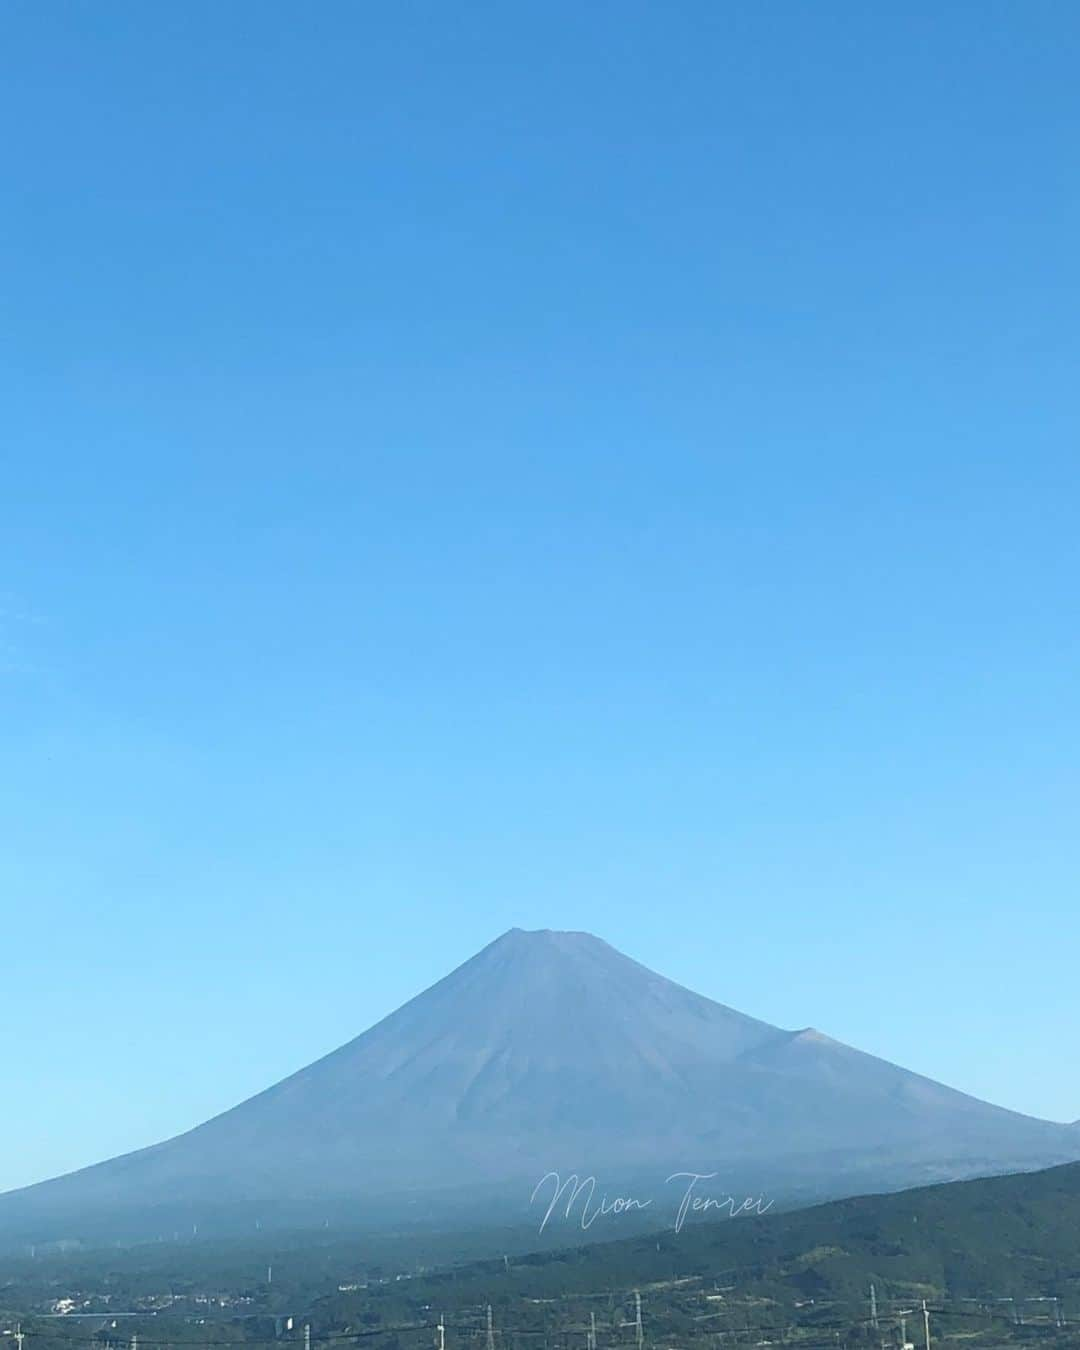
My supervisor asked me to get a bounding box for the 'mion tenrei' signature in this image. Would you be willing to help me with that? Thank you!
[530,1171,774,1234]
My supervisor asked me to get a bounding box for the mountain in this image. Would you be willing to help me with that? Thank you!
[2,928,1077,1243]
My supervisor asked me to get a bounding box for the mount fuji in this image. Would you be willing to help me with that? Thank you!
[2,928,1077,1243]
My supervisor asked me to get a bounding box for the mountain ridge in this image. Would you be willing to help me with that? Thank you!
[2,927,1077,1243]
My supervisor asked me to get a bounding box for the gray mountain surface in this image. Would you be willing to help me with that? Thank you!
[3,928,1077,1241]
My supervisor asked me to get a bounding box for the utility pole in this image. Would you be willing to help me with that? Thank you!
[487,1305,495,1350]
[14,1324,23,1350]
[437,1315,445,1350]
[268,1265,273,1285]
[870,1286,878,1332]
[304,1326,311,1350]
[590,1311,597,1350]
[922,1301,931,1350]
[635,1292,643,1350]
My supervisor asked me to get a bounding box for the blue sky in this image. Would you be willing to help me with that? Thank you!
[2,2,1078,1192]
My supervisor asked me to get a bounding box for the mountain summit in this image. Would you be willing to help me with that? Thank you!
[3,928,1077,1241]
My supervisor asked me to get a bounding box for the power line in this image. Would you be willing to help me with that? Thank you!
[6,1285,1073,1350]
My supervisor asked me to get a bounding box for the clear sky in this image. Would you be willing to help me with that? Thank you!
[2,2,1078,1193]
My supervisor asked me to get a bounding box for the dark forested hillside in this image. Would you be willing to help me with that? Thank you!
[4,1163,1080,1350]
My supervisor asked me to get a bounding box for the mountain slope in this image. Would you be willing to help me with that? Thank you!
[306,1160,1080,1334]
[2,928,1077,1242]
